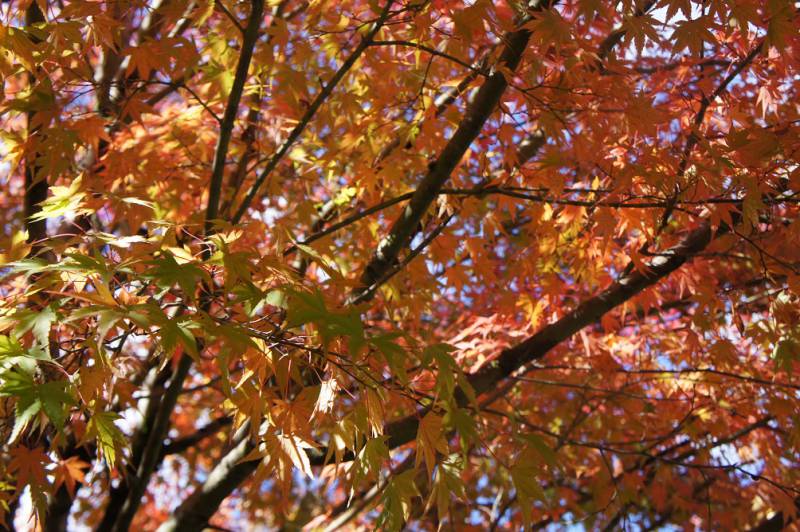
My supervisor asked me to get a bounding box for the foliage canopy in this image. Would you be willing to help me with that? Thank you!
[0,0,799,529]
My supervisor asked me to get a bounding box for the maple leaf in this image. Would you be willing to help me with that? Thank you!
[12,305,55,346]
[124,43,162,79]
[518,293,546,329]
[312,378,339,418]
[8,446,49,488]
[119,94,155,124]
[143,252,210,301]
[511,463,546,527]
[53,456,89,497]
[7,444,50,526]
[0,231,31,266]
[621,14,660,54]
[671,17,717,56]
[773,337,800,371]
[765,0,796,49]
[1,0,798,529]
[263,432,316,481]
[30,175,92,222]
[415,412,448,477]
[757,85,778,119]
[86,412,126,469]
[664,0,692,21]
[525,9,573,47]
[425,454,466,521]
[376,469,419,532]
[286,289,365,350]
[0,368,74,442]
[71,116,110,149]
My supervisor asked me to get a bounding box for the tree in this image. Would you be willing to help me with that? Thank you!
[0,0,798,529]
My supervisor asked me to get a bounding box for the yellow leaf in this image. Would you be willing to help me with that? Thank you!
[312,378,339,418]
[0,231,31,266]
[415,412,448,476]
[31,175,92,222]
[91,277,118,307]
[518,294,546,330]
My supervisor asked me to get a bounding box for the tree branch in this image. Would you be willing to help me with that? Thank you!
[369,39,487,73]
[156,426,255,531]
[230,0,397,224]
[204,0,265,233]
[311,219,718,463]
[23,0,47,249]
[350,212,455,305]
[285,183,800,258]
[124,6,399,528]
[351,19,536,302]
[220,0,298,219]
[136,2,771,527]
[595,0,657,67]
[155,9,549,521]
[98,3,265,530]
[495,223,715,385]
[289,41,496,275]
[159,416,233,459]
[47,4,203,528]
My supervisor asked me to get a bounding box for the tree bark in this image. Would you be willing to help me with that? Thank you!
[23,0,47,248]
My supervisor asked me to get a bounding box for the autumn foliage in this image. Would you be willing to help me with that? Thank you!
[1,0,799,529]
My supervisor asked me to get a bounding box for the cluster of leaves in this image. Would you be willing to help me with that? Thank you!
[0,0,799,530]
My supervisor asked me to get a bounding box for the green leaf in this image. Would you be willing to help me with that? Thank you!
[96,308,126,342]
[294,243,342,281]
[416,413,448,476]
[38,380,73,427]
[520,433,559,468]
[446,407,477,449]
[143,252,210,300]
[229,283,266,316]
[286,289,328,326]
[205,320,257,357]
[1,369,40,442]
[371,333,408,384]
[132,303,200,358]
[511,463,546,527]
[264,288,288,309]
[425,454,465,522]
[0,336,48,377]
[14,305,56,346]
[773,338,800,371]
[0,368,74,442]
[165,320,199,359]
[420,343,456,369]
[433,350,457,399]
[353,436,389,487]
[376,469,418,532]
[286,289,364,352]
[3,257,51,280]
[61,251,113,278]
[86,412,126,469]
[0,335,25,359]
